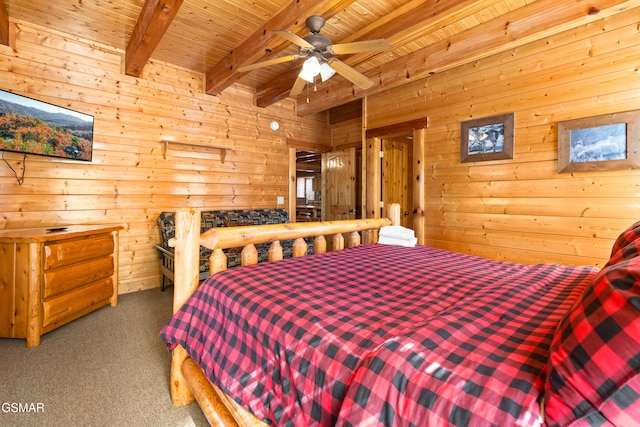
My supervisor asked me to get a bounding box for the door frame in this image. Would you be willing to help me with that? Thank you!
[381,134,414,229]
[287,139,331,223]
[364,117,427,244]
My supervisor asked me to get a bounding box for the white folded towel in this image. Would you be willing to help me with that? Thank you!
[378,235,417,247]
[378,225,417,247]
[379,225,415,239]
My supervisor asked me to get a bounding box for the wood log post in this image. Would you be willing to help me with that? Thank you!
[332,233,345,251]
[170,208,201,406]
[347,231,361,247]
[181,356,240,426]
[292,238,308,257]
[314,235,326,254]
[210,249,227,275]
[171,345,194,406]
[268,241,283,261]
[388,203,401,226]
[241,244,258,266]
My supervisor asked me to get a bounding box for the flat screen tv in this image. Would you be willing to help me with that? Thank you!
[0,89,94,161]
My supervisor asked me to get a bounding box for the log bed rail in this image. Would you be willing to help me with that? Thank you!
[167,203,401,426]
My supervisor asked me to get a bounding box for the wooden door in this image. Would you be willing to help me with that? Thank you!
[323,148,357,220]
[381,136,413,228]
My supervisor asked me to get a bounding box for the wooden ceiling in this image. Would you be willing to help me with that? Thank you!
[1,0,637,116]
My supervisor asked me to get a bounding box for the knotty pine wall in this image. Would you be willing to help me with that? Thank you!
[366,7,640,268]
[0,20,330,293]
[331,118,362,148]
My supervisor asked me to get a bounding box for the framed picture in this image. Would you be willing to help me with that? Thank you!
[557,111,640,173]
[460,113,514,163]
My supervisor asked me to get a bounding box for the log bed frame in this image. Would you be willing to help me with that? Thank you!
[167,204,402,426]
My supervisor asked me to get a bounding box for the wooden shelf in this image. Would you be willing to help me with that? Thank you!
[162,140,227,162]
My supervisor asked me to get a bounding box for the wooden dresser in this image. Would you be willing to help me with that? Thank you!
[0,225,122,347]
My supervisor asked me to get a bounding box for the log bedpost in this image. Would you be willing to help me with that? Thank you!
[170,208,201,406]
[388,203,401,226]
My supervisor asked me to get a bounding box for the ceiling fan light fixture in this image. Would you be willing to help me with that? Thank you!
[299,56,321,83]
[319,62,336,82]
[245,16,389,98]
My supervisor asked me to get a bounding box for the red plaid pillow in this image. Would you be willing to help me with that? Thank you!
[607,221,640,266]
[544,256,640,426]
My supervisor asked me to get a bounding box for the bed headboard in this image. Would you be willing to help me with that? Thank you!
[168,203,401,314]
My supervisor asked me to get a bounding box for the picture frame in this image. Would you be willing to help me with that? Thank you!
[460,113,514,163]
[557,111,639,173]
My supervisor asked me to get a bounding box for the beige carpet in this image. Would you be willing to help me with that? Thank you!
[0,289,209,427]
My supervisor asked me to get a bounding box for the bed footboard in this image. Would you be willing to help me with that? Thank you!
[167,204,401,425]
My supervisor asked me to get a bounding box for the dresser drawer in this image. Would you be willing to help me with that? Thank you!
[44,233,115,270]
[43,255,114,299]
[42,277,114,330]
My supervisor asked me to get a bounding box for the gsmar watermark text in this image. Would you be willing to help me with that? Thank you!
[2,402,45,413]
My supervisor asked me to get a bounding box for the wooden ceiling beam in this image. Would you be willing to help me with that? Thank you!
[205,0,356,96]
[366,118,428,138]
[287,138,331,153]
[0,0,9,45]
[255,0,490,108]
[125,0,184,77]
[296,0,639,115]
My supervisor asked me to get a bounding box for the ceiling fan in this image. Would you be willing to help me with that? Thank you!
[237,16,391,96]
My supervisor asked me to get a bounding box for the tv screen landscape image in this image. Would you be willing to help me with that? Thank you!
[0,89,94,161]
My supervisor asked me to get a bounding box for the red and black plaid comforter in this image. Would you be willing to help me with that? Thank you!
[160,244,598,426]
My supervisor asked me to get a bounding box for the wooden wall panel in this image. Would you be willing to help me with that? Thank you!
[0,20,330,293]
[366,7,640,268]
[331,117,362,148]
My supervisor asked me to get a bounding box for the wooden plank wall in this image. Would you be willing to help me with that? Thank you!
[0,20,330,293]
[331,118,362,148]
[366,7,640,268]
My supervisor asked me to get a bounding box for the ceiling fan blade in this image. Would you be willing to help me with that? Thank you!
[273,30,315,50]
[237,55,301,73]
[290,76,307,97]
[326,39,391,55]
[327,59,374,90]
